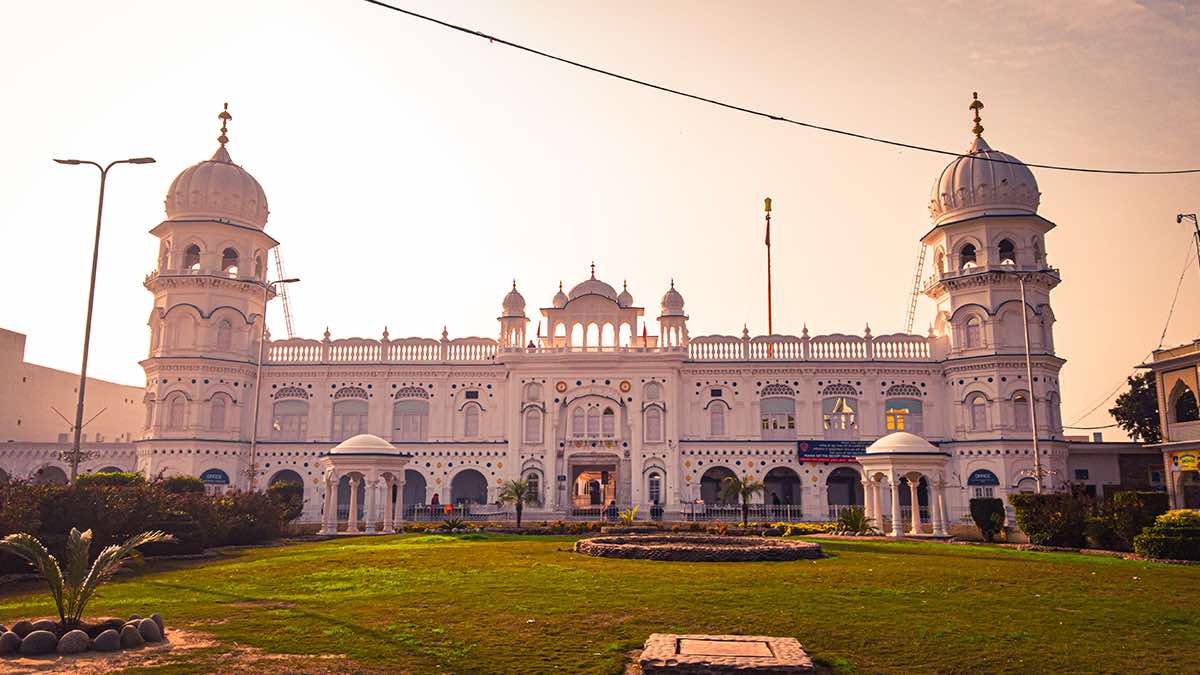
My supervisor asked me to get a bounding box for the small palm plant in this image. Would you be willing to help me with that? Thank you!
[497,479,539,528]
[834,506,879,536]
[720,476,765,528]
[618,506,639,526]
[0,528,174,630]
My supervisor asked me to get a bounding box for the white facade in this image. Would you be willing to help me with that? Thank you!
[3,102,1089,525]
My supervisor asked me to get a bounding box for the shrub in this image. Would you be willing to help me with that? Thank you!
[267,480,304,522]
[213,491,288,545]
[160,475,206,494]
[1133,509,1200,560]
[1090,491,1171,551]
[969,498,1006,542]
[1008,491,1091,547]
[75,471,146,488]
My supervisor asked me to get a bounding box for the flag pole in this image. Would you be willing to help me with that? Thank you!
[764,197,773,336]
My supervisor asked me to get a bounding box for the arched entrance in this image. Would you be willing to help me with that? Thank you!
[700,466,736,504]
[764,467,801,506]
[450,469,488,505]
[95,466,124,474]
[34,465,68,485]
[268,470,304,520]
[337,473,366,520]
[403,469,427,506]
[826,466,864,515]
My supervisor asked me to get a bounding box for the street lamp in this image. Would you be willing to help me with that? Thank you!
[247,277,300,491]
[995,266,1044,494]
[54,156,156,483]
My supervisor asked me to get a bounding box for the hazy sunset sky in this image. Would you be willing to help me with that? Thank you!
[1,0,1198,437]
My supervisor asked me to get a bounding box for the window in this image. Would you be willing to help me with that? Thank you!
[392,399,429,441]
[1016,477,1037,494]
[167,394,186,430]
[710,404,726,436]
[183,244,201,271]
[761,396,796,440]
[973,486,995,498]
[1032,237,1043,265]
[572,408,585,437]
[221,247,239,276]
[524,408,543,444]
[964,317,982,349]
[586,408,600,436]
[272,399,309,440]
[648,472,662,504]
[216,320,232,351]
[710,388,723,398]
[645,382,660,401]
[934,247,946,273]
[1047,391,1062,432]
[253,254,263,279]
[968,394,989,431]
[526,472,541,505]
[601,407,615,437]
[960,243,977,270]
[644,407,663,442]
[885,398,923,433]
[1172,384,1200,423]
[998,239,1016,265]
[1013,392,1031,430]
[210,396,227,431]
[524,382,542,401]
[464,390,480,400]
[1074,469,1089,481]
[822,397,858,437]
[332,399,368,441]
[463,403,481,438]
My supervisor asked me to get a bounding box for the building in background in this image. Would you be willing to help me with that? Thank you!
[1141,340,1200,508]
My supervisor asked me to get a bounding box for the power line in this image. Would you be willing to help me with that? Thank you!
[1157,237,1198,349]
[361,0,1200,176]
[1062,423,1119,430]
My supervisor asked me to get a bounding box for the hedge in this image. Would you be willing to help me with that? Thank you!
[1008,491,1091,547]
[969,498,1005,542]
[1133,509,1200,561]
[1091,491,1170,551]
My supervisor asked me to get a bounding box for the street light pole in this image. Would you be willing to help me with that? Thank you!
[247,277,299,492]
[1015,274,1043,494]
[54,157,155,483]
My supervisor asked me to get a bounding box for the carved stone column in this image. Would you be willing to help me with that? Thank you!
[888,475,903,537]
[365,479,379,534]
[382,476,394,533]
[933,480,948,536]
[319,472,337,535]
[347,476,361,533]
[908,477,922,535]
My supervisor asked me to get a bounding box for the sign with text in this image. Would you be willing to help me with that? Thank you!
[200,468,230,485]
[797,440,871,463]
[1170,451,1198,472]
[967,469,1000,486]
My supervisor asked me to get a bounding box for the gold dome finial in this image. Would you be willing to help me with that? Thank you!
[590,261,596,278]
[764,196,772,213]
[218,102,232,146]
[969,92,984,137]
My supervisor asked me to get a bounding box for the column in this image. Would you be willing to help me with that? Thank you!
[888,476,903,537]
[908,477,923,535]
[934,481,948,536]
[319,473,337,535]
[382,476,394,533]
[365,478,379,534]
[860,480,873,522]
[870,480,881,528]
[396,475,407,525]
[347,476,361,533]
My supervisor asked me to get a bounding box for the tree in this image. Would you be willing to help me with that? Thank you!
[1108,372,1161,443]
[719,475,764,528]
[497,479,538,528]
[0,528,174,630]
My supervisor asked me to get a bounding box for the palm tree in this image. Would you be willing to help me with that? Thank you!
[497,479,539,528]
[720,475,765,528]
[0,528,174,630]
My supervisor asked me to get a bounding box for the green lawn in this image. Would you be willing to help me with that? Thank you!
[1,534,1197,673]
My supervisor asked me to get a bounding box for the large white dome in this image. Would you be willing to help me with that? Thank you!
[865,431,939,454]
[928,135,1040,226]
[165,106,269,230]
[568,266,619,302]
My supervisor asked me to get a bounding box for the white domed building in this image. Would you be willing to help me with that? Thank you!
[9,97,1157,535]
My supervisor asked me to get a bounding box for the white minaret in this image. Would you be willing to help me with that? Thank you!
[658,280,688,348]
[498,281,529,348]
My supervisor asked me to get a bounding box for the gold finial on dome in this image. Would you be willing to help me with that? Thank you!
[217,102,232,146]
[764,196,772,213]
[969,92,984,137]
[590,261,596,278]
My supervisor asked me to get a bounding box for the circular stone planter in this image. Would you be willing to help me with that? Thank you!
[574,534,822,562]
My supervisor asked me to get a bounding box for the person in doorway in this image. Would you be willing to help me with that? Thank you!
[771,493,781,506]
[605,499,618,521]
[430,492,440,506]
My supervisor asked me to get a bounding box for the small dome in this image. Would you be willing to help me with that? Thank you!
[329,434,400,455]
[660,280,685,315]
[568,265,619,302]
[865,431,939,454]
[552,281,568,308]
[617,281,633,308]
[502,281,526,317]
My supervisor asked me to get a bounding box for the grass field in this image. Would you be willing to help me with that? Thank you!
[0,534,1197,673]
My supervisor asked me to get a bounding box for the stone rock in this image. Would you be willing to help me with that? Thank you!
[120,624,144,649]
[137,617,163,643]
[18,630,58,656]
[0,625,5,634]
[11,620,34,638]
[150,613,165,635]
[31,619,58,635]
[128,614,141,621]
[56,629,90,654]
[0,632,21,656]
[92,629,121,652]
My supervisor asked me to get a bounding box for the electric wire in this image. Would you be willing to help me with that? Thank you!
[361,0,1200,176]
[1156,240,1199,349]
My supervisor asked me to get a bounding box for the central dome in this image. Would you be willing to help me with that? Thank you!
[164,105,269,230]
[568,266,619,302]
[929,135,1039,226]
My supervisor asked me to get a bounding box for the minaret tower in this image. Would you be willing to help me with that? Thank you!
[921,93,1066,487]
[498,280,529,348]
[140,104,279,485]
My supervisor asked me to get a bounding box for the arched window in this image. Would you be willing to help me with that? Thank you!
[572,408,585,437]
[964,316,982,349]
[1047,391,1062,432]
[885,398,923,433]
[524,382,542,401]
[183,244,201,271]
[210,395,227,431]
[968,469,1000,498]
[272,399,308,440]
[463,403,481,437]
[1013,391,1031,430]
[524,408,543,444]
[644,406,663,443]
[158,242,170,271]
[934,247,946,273]
[648,472,662,504]
[601,407,615,437]
[959,243,977,270]
[392,399,429,441]
[526,472,541,505]
[645,382,661,401]
[221,247,239,276]
[761,396,796,440]
[822,397,858,437]
[167,394,186,430]
[253,254,263,279]
[332,398,368,441]
[143,394,154,429]
[216,320,232,351]
[710,403,726,436]
[967,393,989,431]
[1032,237,1044,265]
[1172,384,1200,423]
[585,408,600,436]
[998,239,1016,265]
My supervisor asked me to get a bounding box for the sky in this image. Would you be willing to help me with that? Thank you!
[1,0,1198,438]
